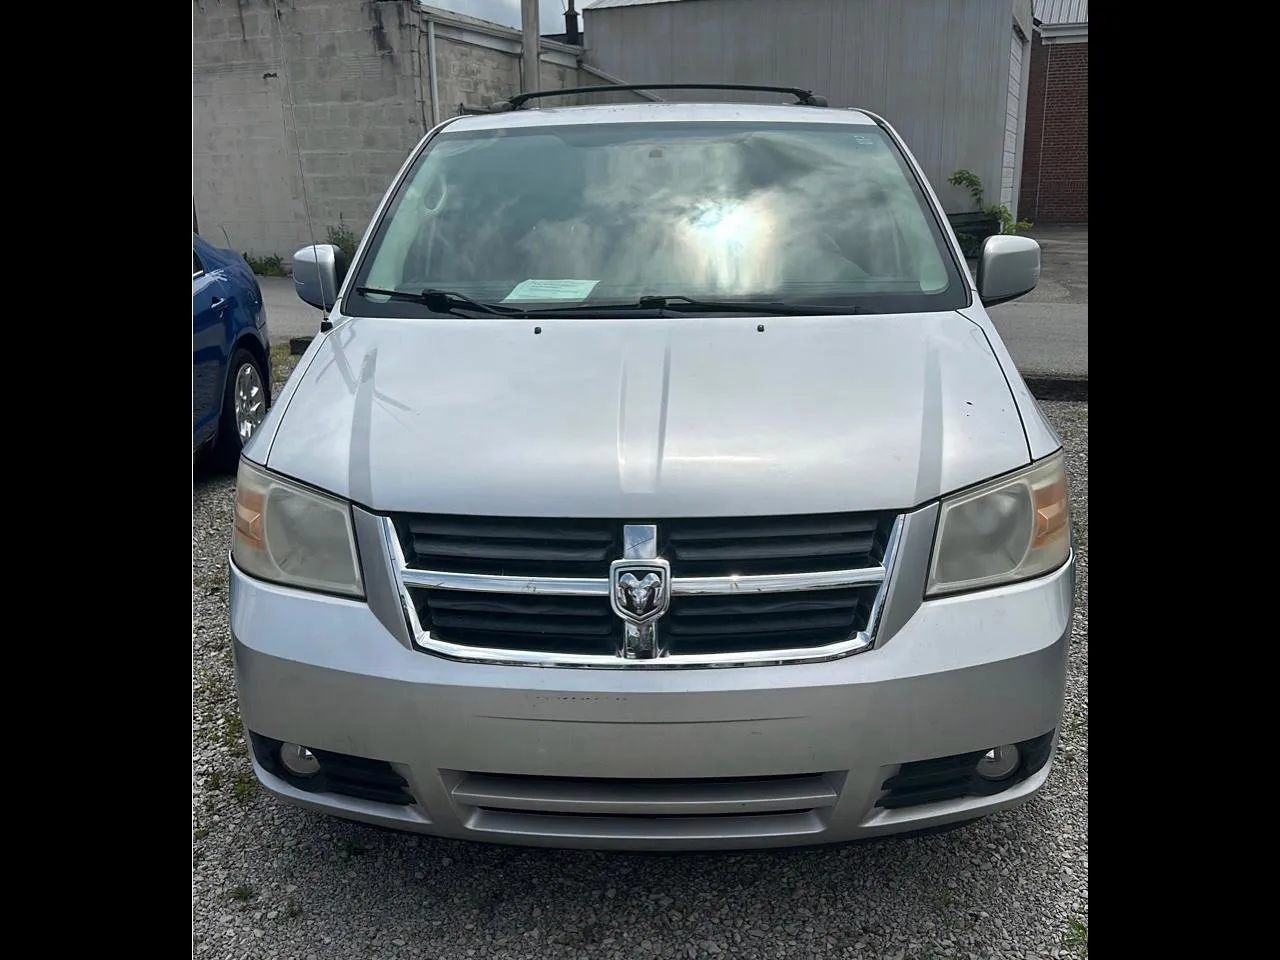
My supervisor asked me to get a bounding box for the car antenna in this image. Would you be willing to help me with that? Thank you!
[270,1,331,332]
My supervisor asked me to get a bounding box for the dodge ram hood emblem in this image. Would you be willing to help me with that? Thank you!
[610,559,671,626]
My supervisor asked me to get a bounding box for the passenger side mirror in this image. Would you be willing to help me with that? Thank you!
[292,243,349,310]
[977,235,1040,307]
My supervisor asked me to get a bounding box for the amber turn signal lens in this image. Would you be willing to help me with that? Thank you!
[1032,475,1068,549]
[234,487,266,552]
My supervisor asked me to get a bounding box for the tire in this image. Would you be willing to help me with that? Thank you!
[212,347,269,473]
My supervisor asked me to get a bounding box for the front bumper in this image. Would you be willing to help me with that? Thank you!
[229,548,1073,850]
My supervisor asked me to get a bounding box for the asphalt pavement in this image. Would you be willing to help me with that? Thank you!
[260,276,327,345]
[984,226,1088,388]
[260,226,1088,393]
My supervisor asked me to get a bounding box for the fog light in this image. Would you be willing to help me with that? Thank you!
[976,744,1020,781]
[280,743,320,777]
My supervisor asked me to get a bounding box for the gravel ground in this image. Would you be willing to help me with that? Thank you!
[193,386,1088,960]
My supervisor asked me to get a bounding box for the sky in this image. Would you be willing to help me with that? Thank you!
[428,0,577,32]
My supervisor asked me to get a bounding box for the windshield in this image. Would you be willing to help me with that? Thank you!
[349,121,966,316]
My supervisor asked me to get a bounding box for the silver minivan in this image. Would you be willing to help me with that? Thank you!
[229,88,1073,850]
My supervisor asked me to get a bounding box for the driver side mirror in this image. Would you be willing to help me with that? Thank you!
[292,244,349,310]
[977,235,1040,307]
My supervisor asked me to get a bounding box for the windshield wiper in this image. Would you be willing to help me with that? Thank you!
[518,295,858,316]
[356,288,859,318]
[355,287,519,317]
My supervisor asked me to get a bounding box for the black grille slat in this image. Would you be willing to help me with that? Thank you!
[667,610,858,636]
[415,590,618,651]
[663,588,873,653]
[324,782,410,804]
[311,750,401,771]
[320,766,408,787]
[406,517,614,542]
[424,594,612,616]
[663,512,893,577]
[309,751,413,799]
[876,750,984,810]
[397,515,619,577]
[881,752,986,791]
[662,515,881,540]
[876,782,972,809]
[670,591,865,617]
[669,533,876,562]
[431,613,616,636]
[412,536,613,564]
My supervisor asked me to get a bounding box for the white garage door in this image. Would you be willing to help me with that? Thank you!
[1000,28,1025,209]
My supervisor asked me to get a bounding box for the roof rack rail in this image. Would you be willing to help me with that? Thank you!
[490,83,829,111]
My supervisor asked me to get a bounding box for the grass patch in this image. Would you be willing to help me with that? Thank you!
[1062,916,1088,956]
[227,884,256,902]
[244,253,287,277]
[219,712,246,753]
[327,220,358,263]
[231,771,256,803]
[269,341,293,369]
[194,827,210,840]
[206,770,223,791]
[269,341,303,393]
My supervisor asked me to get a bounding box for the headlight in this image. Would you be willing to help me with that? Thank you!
[926,451,1070,597]
[231,459,364,598]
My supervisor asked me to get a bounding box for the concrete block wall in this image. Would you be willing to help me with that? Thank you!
[193,1,301,261]
[1018,34,1088,224]
[430,33,520,120]
[194,0,426,260]
[426,15,648,117]
[194,1,602,262]
[530,65,657,108]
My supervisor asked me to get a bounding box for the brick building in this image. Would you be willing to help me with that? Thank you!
[1018,0,1088,223]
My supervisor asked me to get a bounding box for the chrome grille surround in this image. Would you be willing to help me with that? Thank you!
[379,513,904,668]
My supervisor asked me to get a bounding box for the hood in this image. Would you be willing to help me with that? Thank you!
[261,312,1029,516]
[194,235,260,304]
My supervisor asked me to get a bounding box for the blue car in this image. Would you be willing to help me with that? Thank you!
[193,233,271,470]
